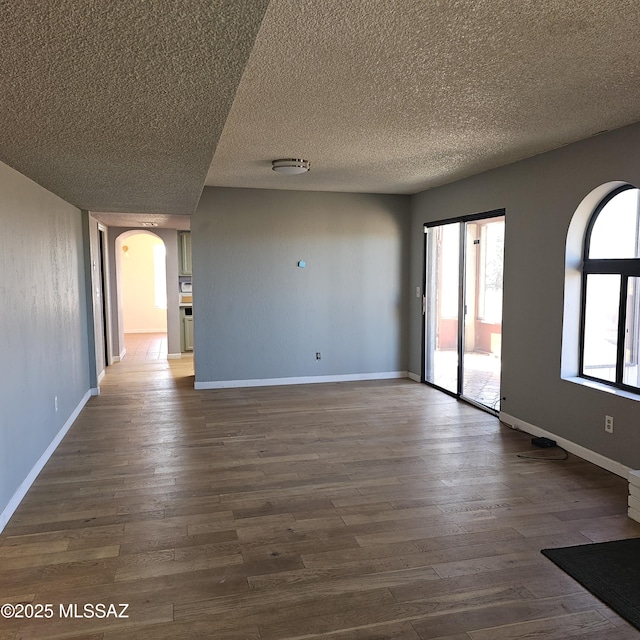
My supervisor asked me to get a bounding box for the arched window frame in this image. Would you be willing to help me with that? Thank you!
[580,184,640,391]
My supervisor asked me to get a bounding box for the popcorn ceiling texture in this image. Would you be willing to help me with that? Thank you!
[207,0,640,194]
[0,0,269,214]
[2,0,640,216]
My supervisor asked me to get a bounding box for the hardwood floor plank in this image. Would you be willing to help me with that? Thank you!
[0,541,69,558]
[247,564,379,591]
[467,610,613,639]
[114,551,244,582]
[355,523,466,546]
[429,551,547,579]
[249,566,440,595]
[31,570,250,610]
[304,621,422,640]
[174,586,396,630]
[390,564,587,604]
[257,584,533,640]
[410,593,608,639]
[14,603,173,640]
[0,546,121,571]
[103,621,260,640]
[301,541,420,569]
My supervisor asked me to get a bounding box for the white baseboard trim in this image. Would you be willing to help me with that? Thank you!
[125,329,168,334]
[167,353,182,360]
[407,372,421,382]
[195,371,409,390]
[112,348,126,363]
[0,390,92,534]
[90,387,100,396]
[97,369,105,384]
[499,411,631,479]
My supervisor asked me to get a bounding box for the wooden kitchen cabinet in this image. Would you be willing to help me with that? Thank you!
[181,307,194,352]
[179,231,192,276]
[184,315,194,351]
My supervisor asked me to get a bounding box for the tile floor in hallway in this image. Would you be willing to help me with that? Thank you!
[124,332,168,361]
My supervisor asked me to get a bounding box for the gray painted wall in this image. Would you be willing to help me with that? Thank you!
[0,160,90,518]
[409,122,640,470]
[107,228,180,359]
[193,187,411,383]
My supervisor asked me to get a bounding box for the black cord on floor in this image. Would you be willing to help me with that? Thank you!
[500,420,569,461]
[516,448,569,461]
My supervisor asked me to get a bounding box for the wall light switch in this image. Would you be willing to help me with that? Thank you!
[416,286,421,298]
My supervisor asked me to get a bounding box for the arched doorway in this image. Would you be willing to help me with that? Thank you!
[116,231,168,360]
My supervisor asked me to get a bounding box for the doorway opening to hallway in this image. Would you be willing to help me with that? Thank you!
[117,231,168,360]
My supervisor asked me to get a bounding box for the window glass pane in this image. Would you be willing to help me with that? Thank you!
[478,221,504,323]
[624,277,640,388]
[583,274,620,382]
[589,188,640,259]
[439,224,460,318]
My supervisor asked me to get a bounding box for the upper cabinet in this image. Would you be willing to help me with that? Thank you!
[179,231,192,275]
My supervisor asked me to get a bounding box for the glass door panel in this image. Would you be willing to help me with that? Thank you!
[425,222,460,394]
[461,217,504,410]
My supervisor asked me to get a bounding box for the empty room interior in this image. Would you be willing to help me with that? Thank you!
[3,2,640,639]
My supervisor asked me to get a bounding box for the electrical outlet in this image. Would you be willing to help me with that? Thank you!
[54,396,58,412]
[316,352,321,361]
[605,415,614,433]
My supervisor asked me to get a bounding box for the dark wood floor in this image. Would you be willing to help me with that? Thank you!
[1,355,640,639]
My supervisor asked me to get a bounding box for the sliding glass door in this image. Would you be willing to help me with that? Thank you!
[424,212,505,413]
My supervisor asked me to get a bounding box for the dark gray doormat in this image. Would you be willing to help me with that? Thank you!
[542,539,640,630]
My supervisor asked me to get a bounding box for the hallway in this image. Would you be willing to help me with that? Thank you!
[0,359,638,639]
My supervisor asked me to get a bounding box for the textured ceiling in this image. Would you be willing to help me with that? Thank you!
[3,1,640,220]
[206,0,640,194]
[0,0,269,215]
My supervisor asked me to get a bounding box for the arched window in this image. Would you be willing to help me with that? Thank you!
[581,185,640,390]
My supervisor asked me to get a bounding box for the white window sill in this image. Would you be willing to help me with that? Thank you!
[563,376,640,402]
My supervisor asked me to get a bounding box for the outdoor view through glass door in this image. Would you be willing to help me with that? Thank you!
[424,212,505,413]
